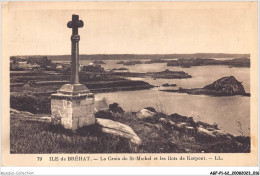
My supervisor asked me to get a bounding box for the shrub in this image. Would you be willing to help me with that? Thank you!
[10,93,51,114]
[109,103,124,114]
[95,110,114,120]
[187,117,197,127]
[169,113,188,123]
[235,136,250,145]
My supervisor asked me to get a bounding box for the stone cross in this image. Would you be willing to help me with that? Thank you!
[67,14,84,84]
[51,14,95,131]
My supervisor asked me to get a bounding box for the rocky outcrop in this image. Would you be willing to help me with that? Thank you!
[136,108,156,119]
[162,76,249,96]
[10,106,250,153]
[196,126,233,141]
[10,108,22,114]
[157,114,232,141]
[94,98,109,112]
[197,127,216,138]
[96,118,141,145]
[139,109,234,142]
[10,108,34,116]
[203,76,245,95]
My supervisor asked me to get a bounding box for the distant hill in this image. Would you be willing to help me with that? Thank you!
[11,53,250,61]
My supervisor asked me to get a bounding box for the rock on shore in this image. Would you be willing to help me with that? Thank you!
[96,118,141,145]
[136,108,156,119]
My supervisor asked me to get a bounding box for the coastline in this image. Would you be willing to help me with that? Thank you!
[10,105,250,153]
[9,58,250,142]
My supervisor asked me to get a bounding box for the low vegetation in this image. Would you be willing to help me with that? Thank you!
[11,115,136,153]
[11,93,51,114]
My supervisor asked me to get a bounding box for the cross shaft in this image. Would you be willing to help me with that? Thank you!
[67,14,84,84]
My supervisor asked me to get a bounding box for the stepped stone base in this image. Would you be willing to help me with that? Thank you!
[51,84,95,131]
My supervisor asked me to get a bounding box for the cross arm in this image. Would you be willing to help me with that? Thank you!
[67,20,84,29]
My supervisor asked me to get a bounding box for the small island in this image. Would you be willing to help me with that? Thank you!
[167,57,250,68]
[161,76,249,96]
[113,69,192,79]
[162,83,177,87]
[111,67,129,71]
[93,60,106,65]
[144,59,169,64]
[147,69,192,79]
[116,60,143,65]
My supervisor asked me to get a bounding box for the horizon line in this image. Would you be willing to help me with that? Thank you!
[11,53,250,57]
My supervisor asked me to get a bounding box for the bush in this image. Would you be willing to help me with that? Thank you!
[235,136,250,145]
[109,103,124,114]
[95,110,114,120]
[10,93,51,114]
[169,113,188,123]
[187,117,197,127]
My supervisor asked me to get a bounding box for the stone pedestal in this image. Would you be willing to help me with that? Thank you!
[51,84,95,131]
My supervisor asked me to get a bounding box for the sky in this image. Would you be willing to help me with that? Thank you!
[2,1,258,56]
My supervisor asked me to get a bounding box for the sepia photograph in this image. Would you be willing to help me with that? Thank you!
[1,1,258,167]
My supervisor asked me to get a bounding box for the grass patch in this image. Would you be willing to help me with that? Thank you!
[10,115,137,153]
